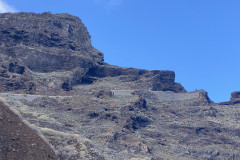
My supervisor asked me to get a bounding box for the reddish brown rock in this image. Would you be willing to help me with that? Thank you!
[0,101,58,160]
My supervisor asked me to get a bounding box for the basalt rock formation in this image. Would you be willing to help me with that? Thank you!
[0,12,240,160]
[230,91,240,104]
[0,12,102,94]
[218,91,240,105]
[0,12,185,94]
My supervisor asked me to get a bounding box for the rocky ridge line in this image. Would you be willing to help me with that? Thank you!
[0,12,185,94]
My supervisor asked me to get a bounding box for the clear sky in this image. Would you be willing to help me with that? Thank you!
[1,0,240,102]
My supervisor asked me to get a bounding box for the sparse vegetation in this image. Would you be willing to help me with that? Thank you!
[0,12,240,160]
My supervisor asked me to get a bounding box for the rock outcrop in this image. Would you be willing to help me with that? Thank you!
[219,91,240,105]
[230,91,240,104]
[0,12,101,94]
[0,12,103,67]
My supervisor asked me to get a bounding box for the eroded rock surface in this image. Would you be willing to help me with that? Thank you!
[0,12,185,94]
[218,91,240,105]
[0,12,239,160]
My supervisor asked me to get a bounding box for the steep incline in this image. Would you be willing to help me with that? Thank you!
[0,101,58,160]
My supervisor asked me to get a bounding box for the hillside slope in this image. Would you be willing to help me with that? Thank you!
[0,12,240,160]
[0,100,58,160]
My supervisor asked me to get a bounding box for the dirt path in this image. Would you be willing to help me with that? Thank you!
[0,93,72,101]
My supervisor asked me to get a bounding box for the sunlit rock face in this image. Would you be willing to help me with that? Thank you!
[0,12,185,94]
[0,12,102,93]
[2,12,239,160]
[0,12,103,72]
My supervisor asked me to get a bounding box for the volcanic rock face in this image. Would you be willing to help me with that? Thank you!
[230,91,240,104]
[0,12,239,160]
[0,12,103,71]
[218,91,240,105]
[0,12,184,94]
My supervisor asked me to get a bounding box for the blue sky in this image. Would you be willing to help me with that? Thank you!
[1,0,240,102]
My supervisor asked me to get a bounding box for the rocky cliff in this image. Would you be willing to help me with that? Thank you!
[0,12,185,94]
[0,12,240,160]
